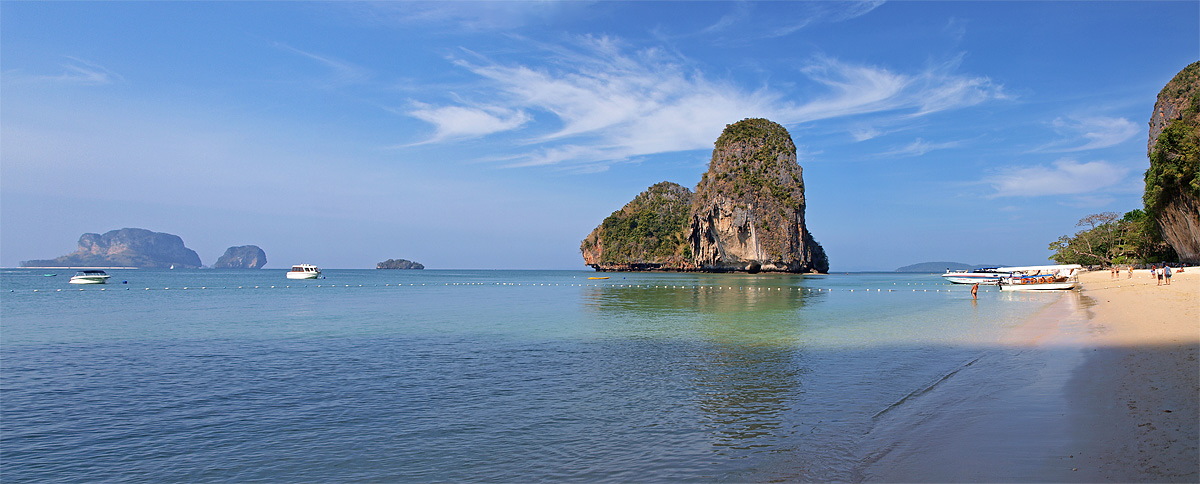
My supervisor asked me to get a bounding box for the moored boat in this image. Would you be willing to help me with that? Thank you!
[69,270,111,284]
[286,264,321,279]
[997,264,1082,291]
[941,267,1010,284]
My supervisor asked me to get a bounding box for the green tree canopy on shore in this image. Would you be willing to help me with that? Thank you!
[1049,210,1176,265]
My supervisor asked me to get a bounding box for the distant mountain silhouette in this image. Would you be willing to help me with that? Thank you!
[894,261,1008,273]
[21,228,202,268]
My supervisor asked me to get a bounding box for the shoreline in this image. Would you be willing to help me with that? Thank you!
[856,269,1198,482]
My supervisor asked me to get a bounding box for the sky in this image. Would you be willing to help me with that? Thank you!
[2,1,1197,271]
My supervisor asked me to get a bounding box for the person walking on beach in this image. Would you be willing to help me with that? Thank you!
[1164,263,1173,285]
[1128,265,1133,279]
[1155,265,1164,286]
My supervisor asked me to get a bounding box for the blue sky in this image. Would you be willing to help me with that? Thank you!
[2,1,1197,271]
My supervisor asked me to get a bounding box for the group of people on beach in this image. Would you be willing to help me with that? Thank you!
[1111,264,1181,285]
[1151,263,1177,286]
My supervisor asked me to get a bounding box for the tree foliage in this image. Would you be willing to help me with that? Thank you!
[1144,92,1200,218]
[1049,210,1176,265]
[590,182,692,265]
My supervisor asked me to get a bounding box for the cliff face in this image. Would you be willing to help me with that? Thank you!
[581,182,695,271]
[580,119,827,273]
[212,245,267,269]
[1145,61,1200,264]
[690,119,827,273]
[21,228,203,268]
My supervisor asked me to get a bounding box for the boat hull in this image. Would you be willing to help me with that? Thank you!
[942,274,1005,285]
[69,277,109,284]
[286,272,320,280]
[999,281,1077,291]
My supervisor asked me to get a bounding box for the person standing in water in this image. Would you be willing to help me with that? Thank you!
[971,282,979,299]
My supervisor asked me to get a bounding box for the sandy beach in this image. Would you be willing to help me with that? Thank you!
[1066,269,1199,482]
[858,268,1199,482]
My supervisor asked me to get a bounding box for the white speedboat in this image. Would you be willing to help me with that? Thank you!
[997,264,1082,291]
[69,270,111,284]
[286,264,321,279]
[941,267,1010,284]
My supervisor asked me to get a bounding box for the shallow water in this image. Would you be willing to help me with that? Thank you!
[1,269,1063,482]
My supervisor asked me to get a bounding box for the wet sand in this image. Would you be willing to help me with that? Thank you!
[856,269,1198,482]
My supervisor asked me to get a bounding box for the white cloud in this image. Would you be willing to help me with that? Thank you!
[985,158,1131,197]
[406,39,1004,168]
[3,57,122,85]
[880,138,964,157]
[1036,115,1139,152]
[275,43,370,87]
[408,104,530,143]
[359,1,591,31]
[703,1,886,39]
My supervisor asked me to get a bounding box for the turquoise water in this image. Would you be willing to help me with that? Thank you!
[1,269,1063,482]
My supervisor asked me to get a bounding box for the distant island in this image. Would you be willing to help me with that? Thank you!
[21,228,202,269]
[894,262,1007,272]
[377,259,424,270]
[212,245,267,269]
[581,118,828,274]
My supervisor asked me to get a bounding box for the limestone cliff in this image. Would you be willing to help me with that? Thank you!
[21,228,203,268]
[1145,61,1200,264]
[212,245,267,269]
[689,119,827,273]
[579,119,827,273]
[581,182,695,271]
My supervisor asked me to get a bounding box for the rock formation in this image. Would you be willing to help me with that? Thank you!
[212,245,267,269]
[690,119,827,273]
[581,182,695,271]
[581,118,828,273]
[377,259,425,269]
[1145,61,1200,264]
[21,228,203,268]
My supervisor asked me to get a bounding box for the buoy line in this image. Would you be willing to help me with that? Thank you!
[17,281,998,295]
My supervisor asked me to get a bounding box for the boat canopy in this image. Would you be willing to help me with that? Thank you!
[995,264,1082,273]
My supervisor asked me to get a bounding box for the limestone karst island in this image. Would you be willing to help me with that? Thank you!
[19,227,268,269]
[581,118,828,273]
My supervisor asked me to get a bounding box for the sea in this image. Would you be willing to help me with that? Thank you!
[0,269,1071,482]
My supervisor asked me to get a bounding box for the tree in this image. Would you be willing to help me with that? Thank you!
[1049,211,1177,265]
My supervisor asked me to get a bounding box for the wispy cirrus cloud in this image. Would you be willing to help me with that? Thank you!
[406,37,1004,169]
[407,104,531,144]
[704,1,885,39]
[1034,115,1139,152]
[3,57,122,85]
[983,158,1131,197]
[274,43,371,87]
[879,137,965,157]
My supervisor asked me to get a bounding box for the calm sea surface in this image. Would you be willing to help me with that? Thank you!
[1,269,1065,482]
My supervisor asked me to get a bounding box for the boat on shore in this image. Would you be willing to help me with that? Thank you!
[941,267,1010,284]
[69,270,111,284]
[286,264,321,279]
[997,264,1082,291]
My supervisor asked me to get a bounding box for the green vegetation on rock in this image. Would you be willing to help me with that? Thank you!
[1144,82,1200,218]
[581,182,693,269]
[376,258,425,270]
[1142,61,1200,263]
